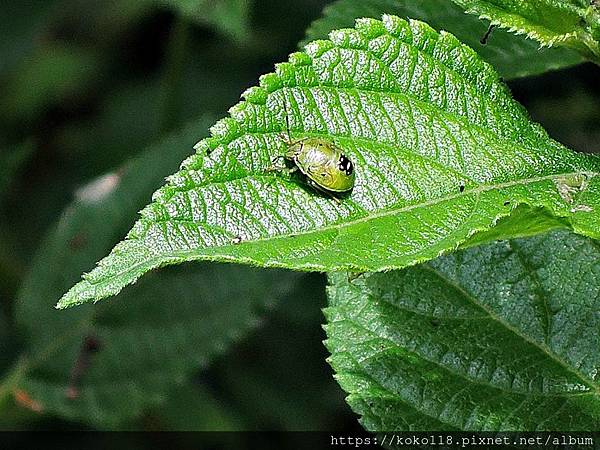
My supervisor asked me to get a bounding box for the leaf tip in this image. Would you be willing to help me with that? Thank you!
[55,281,89,310]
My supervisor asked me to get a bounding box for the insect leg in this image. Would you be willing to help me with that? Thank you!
[307,179,341,203]
[266,156,298,174]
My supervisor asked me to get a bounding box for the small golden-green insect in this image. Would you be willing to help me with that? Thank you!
[271,105,355,198]
[283,137,355,194]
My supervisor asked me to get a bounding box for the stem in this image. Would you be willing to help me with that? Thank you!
[159,17,191,134]
[0,357,28,411]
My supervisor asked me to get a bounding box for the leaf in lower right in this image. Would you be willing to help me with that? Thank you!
[325,230,600,431]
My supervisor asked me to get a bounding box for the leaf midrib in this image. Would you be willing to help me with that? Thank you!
[78,170,597,293]
[148,170,596,243]
[157,117,597,221]
[332,317,595,398]
[420,264,600,394]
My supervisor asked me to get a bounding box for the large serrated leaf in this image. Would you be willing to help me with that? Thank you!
[325,230,600,431]
[303,0,583,79]
[11,119,302,427]
[451,0,600,64]
[59,15,600,308]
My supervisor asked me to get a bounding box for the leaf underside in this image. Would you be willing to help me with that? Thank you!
[59,15,600,308]
[450,0,600,64]
[303,0,583,79]
[326,230,600,431]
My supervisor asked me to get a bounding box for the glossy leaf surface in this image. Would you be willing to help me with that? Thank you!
[59,16,600,308]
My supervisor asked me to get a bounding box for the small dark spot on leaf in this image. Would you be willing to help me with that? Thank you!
[503,200,510,206]
[430,319,440,327]
[69,232,87,250]
[232,236,243,245]
[347,272,365,283]
[459,182,465,193]
[480,24,496,45]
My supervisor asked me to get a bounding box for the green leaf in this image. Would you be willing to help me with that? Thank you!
[0,140,34,205]
[325,230,600,431]
[150,383,243,431]
[457,205,570,250]
[17,264,296,428]
[0,1,57,77]
[303,0,583,79]
[152,0,252,42]
[59,15,600,309]
[11,119,301,427]
[0,44,102,125]
[451,0,600,65]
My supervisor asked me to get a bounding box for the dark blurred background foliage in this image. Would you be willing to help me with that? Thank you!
[0,0,598,437]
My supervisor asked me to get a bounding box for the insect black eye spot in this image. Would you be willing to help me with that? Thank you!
[338,155,353,175]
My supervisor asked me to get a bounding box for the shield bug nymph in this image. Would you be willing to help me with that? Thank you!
[269,100,355,199]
